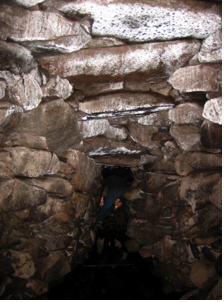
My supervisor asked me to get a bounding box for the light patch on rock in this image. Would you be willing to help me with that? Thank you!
[202,97,222,125]
[168,64,221,93]
[0,81,6,99]
[88,146,142,157]
[12,0,45,7]
[79,119,128,140]
[138,111,172,127]
[7,74,43,111]
[150,80,172,96]
[0,5,92,53]
[0,147,60,177]
[42,76,73,100]
[57,1,221,42]
[10,250,35,279]
[83,37,125,49]
[198,29,222,63]
[168,103,203,125]
[79,92,174,116]
[39,40,201,84]
[0,102,23,133]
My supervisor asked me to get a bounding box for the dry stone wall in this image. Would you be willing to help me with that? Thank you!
[0,0,222,299]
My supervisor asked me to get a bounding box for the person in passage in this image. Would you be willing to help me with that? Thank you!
[98,174,129,225]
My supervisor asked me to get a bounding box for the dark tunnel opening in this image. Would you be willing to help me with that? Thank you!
[45,166,187,300]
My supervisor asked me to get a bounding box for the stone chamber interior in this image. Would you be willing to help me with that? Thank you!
[0,0,222,300]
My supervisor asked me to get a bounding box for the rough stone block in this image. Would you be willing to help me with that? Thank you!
[168,103,203,125]
[0,147,60,177]
[54,0,221,42]
[39,40,201,84]
[198,29,222,63]
[25,177,73,198]
[209,177,222,210]
[0,102,23,133]
[3,133,48,150]
[200,120,222,149]
[0,41,36,74]
[170,124,203,151]
[75,82,124,96]
[0,178,47,212]
[79,92,174,118]
[7,74,43,111]
[42,76,73,100]
[175,152,222,176]
[0,5,91,54]
[11,99,82,154]
[203,97,222,125]
[78,119,128,140]
[168,64,221,93]
[128,123,158,147]
[58,150,101,194]
[180,172,221,212]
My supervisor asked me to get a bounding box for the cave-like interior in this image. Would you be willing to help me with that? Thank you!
[0,0,222,300]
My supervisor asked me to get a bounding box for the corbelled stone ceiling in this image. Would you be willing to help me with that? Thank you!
[0,0,222,299]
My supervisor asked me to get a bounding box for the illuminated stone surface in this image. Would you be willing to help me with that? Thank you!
[39,40,201,84]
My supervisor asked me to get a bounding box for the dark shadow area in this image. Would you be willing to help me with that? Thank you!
[102,166,134,183]
[46,243,186,300]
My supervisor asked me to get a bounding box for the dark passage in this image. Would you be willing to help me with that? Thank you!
[46,244,185,300]
[46,166,186,300]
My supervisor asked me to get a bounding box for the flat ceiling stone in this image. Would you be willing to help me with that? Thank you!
[39,40,201,84]
[48,0,221,42]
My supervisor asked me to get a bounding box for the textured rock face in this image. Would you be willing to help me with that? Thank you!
[168,103,203,125]
[168,64,222,93]
[0,41,36,74]
[170,124,202,151]
[39,40,201,84]
[12,0,45,8]
[11,99,82,154]
[0,0,222,299]
[203,97,222,125]
[53,0,221,42]
[7,73,43,111]
[79,92,174,118]
[0,5,91,54]
[0,102,23,133]
[0,147,60,177]
[198,29,222,63]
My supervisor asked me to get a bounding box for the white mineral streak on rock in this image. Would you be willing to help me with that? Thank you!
[42,76,73,100]
[202,97,222,124]
[7,74,43,111]
[79,93,174,117]
[88,146,142,157]
[198,29,222,63]
[58,0,221,42]
[39,40,201,83]
[168,64,222,93]
[0,5,91,53]
[78,119,128,140]
[0,82,6,99]
[11,0,45,7]
[168,103,204,125]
